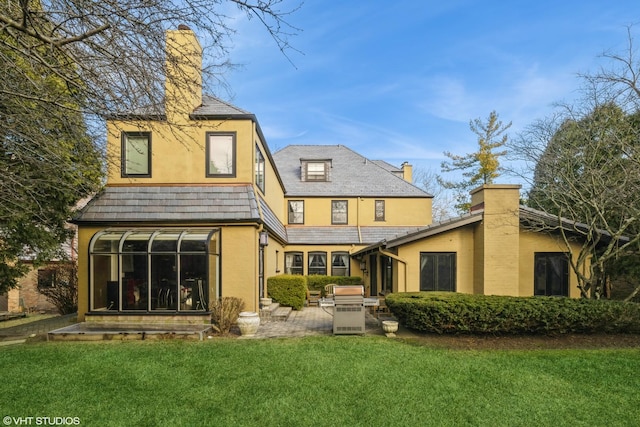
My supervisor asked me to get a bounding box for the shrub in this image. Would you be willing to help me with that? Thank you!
[267,275,307,310]
[37,263,78,315]
[306,276,364,295]
[385,292,640,335]
[210,297,245,334]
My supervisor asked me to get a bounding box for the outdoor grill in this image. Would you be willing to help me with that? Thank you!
[332,285,365,335]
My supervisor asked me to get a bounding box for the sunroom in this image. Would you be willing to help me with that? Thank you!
[89,228,220,314]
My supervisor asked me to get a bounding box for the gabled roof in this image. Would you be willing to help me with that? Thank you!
[272,145,432,198]
[72,185,260,224]
[351,211,484,257]
[106,94,252,120]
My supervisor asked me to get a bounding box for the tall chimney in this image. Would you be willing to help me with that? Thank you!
[401,161,413,183]
[470,184,521,296]
[165,27,202,124]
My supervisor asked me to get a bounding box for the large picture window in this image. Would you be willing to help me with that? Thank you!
[206,132,236,177]
[534,253,569,296]
[308,252,327,275]
[420,253,456,292]
[285,252,303,275]
[288,200,304,224]
[332,200,348,224]
[89,229,219,313]
[122,132,151,177]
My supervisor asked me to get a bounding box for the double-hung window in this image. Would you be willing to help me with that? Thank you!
[332,200,348,224]
[206,132,236,177]
[308,252,327,275]
[306,162,327,181]
[122,132,151,177]
[331,252,350,276]
[375,200,385,221]
[288,200,304,224]
[285,252,303,275]
[255,145,265,193]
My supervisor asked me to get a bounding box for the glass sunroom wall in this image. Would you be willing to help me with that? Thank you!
[90,228,218,314]
[208,232,220,306]
[151,231,180,311]
[90,232,123,310]
[179,231,209,311]
[122,231,152,310]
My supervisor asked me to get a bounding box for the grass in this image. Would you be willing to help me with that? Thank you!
[0,313,57,329]
[1,337,639,426]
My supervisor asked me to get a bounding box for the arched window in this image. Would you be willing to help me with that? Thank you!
[89,229,219,313]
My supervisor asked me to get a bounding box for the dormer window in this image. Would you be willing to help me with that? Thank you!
[301,159,331,182]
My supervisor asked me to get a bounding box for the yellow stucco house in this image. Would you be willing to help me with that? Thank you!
[72,28,589,325]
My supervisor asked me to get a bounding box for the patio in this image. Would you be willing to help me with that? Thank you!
[36,306,393,341]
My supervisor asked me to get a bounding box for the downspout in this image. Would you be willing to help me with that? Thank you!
[380,249,408,293]
[255,191,266,306]
[357,197,362,244]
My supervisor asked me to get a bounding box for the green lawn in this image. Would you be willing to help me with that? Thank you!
[1,337,639,426]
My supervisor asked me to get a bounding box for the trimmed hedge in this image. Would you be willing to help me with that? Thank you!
[306,276,364,296]
[267,275,307,310]
[266,275,365,308]
[385,292,640,335]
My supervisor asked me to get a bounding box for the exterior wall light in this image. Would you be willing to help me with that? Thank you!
[259,231,269,247]
[359,260,367,273]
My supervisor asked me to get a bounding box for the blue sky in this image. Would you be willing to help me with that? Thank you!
[220,0,640,183]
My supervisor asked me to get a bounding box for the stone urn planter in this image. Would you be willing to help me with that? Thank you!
[381,320,399,337]
[260,297,273,308]
[237,311,260,336]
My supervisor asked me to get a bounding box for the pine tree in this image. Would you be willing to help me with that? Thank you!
[439,111,511,212]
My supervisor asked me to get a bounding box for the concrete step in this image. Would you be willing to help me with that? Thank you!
[271,306,292,322]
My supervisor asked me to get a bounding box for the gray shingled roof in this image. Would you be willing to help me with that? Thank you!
[273,145,432,197]
[73,185,260,223]
[259,196,287,243]
[107,95,252,120]
[191,95,253,117]
[286,226,427,245]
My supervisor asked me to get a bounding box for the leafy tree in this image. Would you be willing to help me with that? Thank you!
[38,262,78,315]
[1,9,102,294]
[524,103,640,299]
[0,0,301,294]
[439,110,511,212]
[509,28,640,300]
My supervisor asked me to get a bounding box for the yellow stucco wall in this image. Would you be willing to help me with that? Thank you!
[396,227,476,294]
[106,119,257,185]
[221,226,260,309]
[388,223,588,299]
[518,230,583,298]
[288,197,431,227]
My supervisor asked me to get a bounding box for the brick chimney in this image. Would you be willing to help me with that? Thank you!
[470,184,521,296]
[165,26,202,124]
[401,161,413,183]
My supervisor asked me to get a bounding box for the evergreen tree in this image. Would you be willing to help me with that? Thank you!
[439,111,511,212]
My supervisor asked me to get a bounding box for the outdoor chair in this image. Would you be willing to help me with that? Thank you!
[324,284,336,298]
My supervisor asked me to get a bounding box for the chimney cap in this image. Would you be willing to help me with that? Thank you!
[178,24,192,31]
